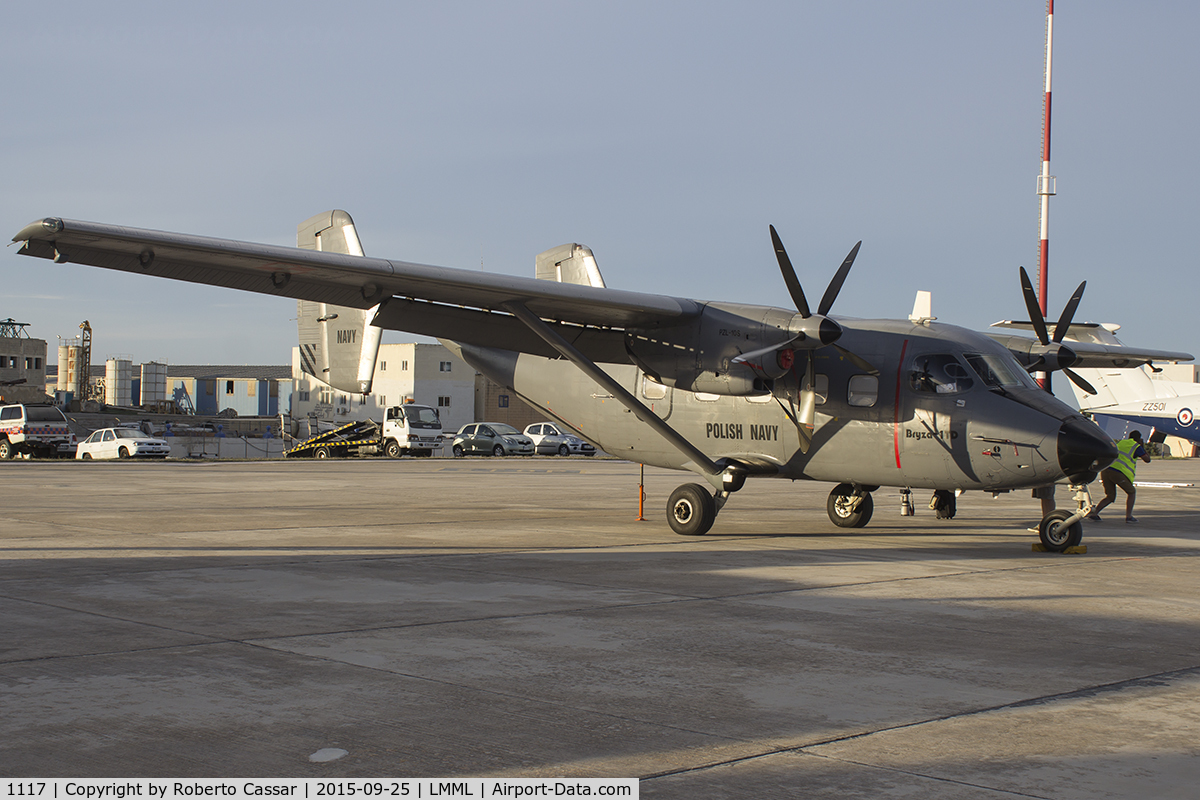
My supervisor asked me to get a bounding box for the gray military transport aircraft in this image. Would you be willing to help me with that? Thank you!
[12,212,1193,551]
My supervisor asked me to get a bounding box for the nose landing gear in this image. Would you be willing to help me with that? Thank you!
[1036,483,1093,552]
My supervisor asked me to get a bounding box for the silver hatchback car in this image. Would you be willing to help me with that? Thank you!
[451,422,535,457]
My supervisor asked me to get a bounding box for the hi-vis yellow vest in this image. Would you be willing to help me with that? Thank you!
[1111,438,1141,481]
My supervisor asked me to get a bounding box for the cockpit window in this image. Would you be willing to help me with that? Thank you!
[909,354,973,394]
[963,352,1038,389]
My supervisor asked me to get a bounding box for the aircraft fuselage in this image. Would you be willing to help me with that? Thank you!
[449,311,1103,493]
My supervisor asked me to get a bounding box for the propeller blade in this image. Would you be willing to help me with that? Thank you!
[1064,368,1097,395]
[1052,280,1087,343]
[832,343,879,375]
[796,349,817,453]
[1018,266,1050,346]
[770,225,811,318]
[817,241,862,316]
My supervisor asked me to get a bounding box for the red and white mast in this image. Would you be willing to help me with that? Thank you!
[1036,0,1056,388]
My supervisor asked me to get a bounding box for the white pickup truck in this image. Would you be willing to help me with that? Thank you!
[0,403,78,459]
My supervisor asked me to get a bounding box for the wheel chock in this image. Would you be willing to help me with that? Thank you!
[1031,544,1088,554]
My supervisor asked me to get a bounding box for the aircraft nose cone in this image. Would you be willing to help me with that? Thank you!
[1057,418,1118,484]
[818,317,842,345]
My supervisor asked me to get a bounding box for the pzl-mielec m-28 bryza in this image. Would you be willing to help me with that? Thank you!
[13,213,1192,551]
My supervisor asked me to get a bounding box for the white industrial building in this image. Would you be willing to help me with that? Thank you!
[291,342,477,433]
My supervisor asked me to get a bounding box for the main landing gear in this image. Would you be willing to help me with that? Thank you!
[667,480,882,535]
[827,483,876,528]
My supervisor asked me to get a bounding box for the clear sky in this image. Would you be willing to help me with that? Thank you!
[4,1,1197,374]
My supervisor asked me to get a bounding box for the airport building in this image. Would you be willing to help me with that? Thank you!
[0,319,48,404]
[290,342,478,434]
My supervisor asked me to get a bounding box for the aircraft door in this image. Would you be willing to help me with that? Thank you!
[638,371,673,420]
[900,353,973,486]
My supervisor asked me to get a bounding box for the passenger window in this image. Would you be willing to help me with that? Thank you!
[642,375,667,400]
[848,375,879,407]
[0,407,19,421]
[814,374,828,405]
[463,425,476,435]
[694,392,719,402]
[102,430,115,442]
[910,355,973,394]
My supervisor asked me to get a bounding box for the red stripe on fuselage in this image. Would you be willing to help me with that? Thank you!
[894,338,909,469]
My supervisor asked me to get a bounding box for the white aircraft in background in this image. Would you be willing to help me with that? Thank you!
[992,317,1199,446]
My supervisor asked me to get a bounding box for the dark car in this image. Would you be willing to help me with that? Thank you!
[451,423,535,457]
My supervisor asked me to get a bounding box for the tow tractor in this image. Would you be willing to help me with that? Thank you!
[286,404,444,459]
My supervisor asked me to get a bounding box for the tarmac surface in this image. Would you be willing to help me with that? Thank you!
[2,456,1199,798]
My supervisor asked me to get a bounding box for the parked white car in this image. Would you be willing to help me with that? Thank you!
[523,422,597,456]
[76,427,170,460]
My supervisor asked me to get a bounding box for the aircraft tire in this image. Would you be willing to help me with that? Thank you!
[667,483,717,536]
[1038,510,1082,552]
[827,484,874,528]
[385,440,402,459]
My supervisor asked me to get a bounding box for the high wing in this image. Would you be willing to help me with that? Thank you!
[12,216,699,363]
[989,321,1193,369]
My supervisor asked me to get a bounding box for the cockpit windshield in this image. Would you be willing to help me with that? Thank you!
[909,354,973,394]
[963,352,1039,390]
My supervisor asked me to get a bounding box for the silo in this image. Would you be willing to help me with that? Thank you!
[57,344,70,392]
[61,345,84,396]
[105,358,132,407]
[140,361,168,406]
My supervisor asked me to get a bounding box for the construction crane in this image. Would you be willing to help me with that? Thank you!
[78,320,99,400]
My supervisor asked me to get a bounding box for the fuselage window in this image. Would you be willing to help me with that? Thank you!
[642,375,667,399]
[910,354,973,394]
[847,374,879,407]
[694,392,719,402]
[814,374,828,405]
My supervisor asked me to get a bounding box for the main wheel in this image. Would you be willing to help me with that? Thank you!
[0,440,12,460]
[492,444,505,457]
[385,440,402,459]
[314,446,331,459]
[452,444,464,458]
[1038,509,1083,552]
[667,483,717,536]
[827,483,874,528]
[118,446,130,459]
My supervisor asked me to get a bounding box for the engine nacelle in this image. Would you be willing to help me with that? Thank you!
[625,303,797,396]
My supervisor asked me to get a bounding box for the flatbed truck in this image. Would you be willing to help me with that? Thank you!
[285,404,444,459]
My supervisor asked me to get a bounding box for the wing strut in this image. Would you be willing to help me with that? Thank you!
[503,301,725,483]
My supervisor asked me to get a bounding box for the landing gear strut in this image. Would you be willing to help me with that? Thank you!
[827,483,874,528]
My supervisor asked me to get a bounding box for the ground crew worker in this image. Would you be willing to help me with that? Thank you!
[1089,430,1151,523]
